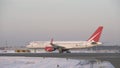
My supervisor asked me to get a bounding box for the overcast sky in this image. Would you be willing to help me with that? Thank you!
[0,0,120,46]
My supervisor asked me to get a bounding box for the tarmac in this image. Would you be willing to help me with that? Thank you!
[0,52,120,68]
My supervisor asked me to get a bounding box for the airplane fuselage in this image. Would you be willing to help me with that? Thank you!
[27,41,102,49]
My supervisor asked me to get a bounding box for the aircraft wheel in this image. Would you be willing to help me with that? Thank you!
[66,50,71,53]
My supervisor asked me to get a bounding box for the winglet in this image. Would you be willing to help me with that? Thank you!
[50,38,53,45]
[87,26,103,42]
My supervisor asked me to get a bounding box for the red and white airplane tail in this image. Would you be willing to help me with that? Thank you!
[87,26,103,42]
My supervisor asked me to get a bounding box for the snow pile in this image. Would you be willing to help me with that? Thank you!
[0,57,114,68]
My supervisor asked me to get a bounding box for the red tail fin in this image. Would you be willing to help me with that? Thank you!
[87,26,103,42]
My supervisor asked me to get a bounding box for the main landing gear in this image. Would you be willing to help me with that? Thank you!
[58,48,71,53]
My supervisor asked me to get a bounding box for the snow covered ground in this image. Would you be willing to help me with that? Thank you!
[0,57,114,68]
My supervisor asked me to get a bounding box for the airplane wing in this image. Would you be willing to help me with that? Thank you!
[51,44,65,49]
[44,38,70,53]
[47,43,70,53]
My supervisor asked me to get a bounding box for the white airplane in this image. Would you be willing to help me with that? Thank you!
[27,26,103,53]
[45,26,103,53]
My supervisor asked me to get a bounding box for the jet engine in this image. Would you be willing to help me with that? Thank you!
[45,46,55,52]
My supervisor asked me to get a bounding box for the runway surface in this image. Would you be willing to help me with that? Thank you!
[0,53,120,68]
[0,57,114,68]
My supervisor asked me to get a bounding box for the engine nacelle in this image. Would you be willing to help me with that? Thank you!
[45,46,55,52]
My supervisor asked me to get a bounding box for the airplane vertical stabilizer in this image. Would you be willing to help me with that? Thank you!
[87,26,103,42]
